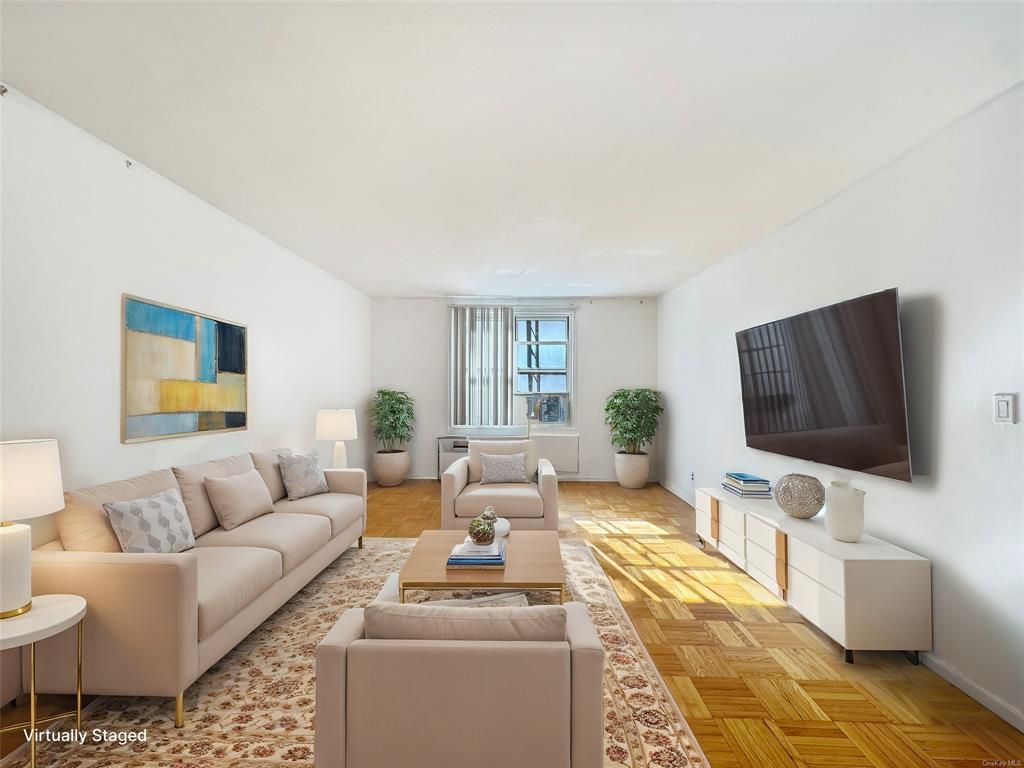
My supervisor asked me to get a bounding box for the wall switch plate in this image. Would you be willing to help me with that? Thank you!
[993,393,1017,424]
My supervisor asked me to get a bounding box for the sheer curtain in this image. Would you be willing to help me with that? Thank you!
[449,305,514,427]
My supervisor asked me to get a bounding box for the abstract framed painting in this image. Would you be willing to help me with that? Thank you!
[121,294,247,443]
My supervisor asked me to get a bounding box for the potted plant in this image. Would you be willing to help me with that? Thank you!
[603,388,663,489]
[370,389,415,487]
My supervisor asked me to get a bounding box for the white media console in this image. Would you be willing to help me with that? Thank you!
[695,486,932,663]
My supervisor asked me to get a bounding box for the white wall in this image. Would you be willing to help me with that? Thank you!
[1,90,373,517]
[657,86,1023,728]
[370,297,659,481]
[370,298,450,478]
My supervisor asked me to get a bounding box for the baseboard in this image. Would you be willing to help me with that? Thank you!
[922,653,1024,731]
[660,481,695,507]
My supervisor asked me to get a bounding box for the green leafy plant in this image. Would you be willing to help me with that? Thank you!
[603,388,663,455]
[370,389,415,453]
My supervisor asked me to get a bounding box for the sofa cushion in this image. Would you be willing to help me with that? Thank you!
[194,547,282,640]
[56,468,179,552]
[250,448,293,502]
[467,440,538,483]
[279,454,329,500]
[103,488,196,553]
[273,492,363,537]
[194,512,331,574]
[454,482,543,518]
[205,469,274,530]
[172,454,256,537]
[364,602,567,641]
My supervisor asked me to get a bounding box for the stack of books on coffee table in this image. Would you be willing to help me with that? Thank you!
[446,539,507,570]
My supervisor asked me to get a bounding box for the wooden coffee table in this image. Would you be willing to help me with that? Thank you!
[399,530,566,604]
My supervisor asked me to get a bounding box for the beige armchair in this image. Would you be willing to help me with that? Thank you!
[315,601,604,768]
[441,440,558,531]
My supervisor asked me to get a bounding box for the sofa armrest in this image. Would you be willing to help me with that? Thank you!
[538,458,559,530]
[30,550,198,697]
[315,608,365,768]
[324,468,367,499]
[565,602,604,768]
[441,456,469,529]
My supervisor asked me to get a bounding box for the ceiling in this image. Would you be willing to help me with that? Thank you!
[2,2,1021,298]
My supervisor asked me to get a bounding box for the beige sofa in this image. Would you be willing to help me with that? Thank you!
[315,601,604,768]
[26,448,365,726]
[441,440,558,531]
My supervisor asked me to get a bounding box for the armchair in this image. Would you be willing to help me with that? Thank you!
[315,601,604,768]
[441,440,558,530]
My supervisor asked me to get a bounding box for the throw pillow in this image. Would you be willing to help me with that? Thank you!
[278,453,329,500]
[480,451,528,484]
[204,469,274,530]
[103,488,196,554]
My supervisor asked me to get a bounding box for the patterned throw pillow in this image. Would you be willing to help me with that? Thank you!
[279,453,329,500]
[103,488,196,554]
[480,452,528,484]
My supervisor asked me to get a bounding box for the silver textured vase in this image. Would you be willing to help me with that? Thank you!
[825,481,865,542]
[774,473,825,519]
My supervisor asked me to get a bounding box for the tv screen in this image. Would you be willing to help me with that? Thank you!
[736,288,911,482]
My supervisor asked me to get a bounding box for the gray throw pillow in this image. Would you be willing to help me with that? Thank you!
[480,452,528,484]
[103,488,196,554]
[279,453,329,500]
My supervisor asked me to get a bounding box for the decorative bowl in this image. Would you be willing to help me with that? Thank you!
[774,473,825,519]
[493,517,511,538]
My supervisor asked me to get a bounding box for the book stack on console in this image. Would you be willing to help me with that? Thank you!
[446,539,507,570]
[722,472,772,499]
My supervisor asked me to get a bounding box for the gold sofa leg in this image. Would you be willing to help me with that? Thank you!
[174,692,184,728]
[358,536,364,549]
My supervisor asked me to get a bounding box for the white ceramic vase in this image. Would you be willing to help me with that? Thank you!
[825,481,865,542]
[614,452,649,489]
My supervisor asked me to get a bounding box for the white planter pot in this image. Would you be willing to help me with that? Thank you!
[825,480,865,542]
[614,452,649,489]
[373,451,410,487]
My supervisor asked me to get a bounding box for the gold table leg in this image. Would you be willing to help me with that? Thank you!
[76,620,83,730]
[29,642,35,768]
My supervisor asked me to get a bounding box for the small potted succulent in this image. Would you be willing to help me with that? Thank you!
[468,517,495,545]
[370,389,415,487]
[603,388,664,489]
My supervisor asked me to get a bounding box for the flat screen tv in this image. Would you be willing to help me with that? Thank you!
[736,288,912,482]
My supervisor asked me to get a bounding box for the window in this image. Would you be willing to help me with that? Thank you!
[514,313,572,424]
[449,306,573,428]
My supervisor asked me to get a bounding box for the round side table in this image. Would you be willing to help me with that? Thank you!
[0,594,86,768]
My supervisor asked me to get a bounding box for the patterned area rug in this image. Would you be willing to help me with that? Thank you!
[5,538,706,768]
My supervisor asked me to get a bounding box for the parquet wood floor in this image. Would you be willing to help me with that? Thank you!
[365,479,1024,768]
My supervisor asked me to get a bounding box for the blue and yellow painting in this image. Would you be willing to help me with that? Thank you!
[122,295,247,442]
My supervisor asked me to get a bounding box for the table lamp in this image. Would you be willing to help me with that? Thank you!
[0,439,65,618]
[315,409,358,468]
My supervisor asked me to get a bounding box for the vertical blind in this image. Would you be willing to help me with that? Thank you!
[449,305,514,426]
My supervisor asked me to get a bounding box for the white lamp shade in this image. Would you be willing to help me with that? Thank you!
[0,439,65,522]
[315,409,358,442]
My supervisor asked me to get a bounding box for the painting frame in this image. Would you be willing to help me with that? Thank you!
[121,293,248,444]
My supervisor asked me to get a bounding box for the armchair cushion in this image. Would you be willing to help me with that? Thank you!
[454,482,544,518]
[364,602,567,641]
[468,440,538,483]
[480,451,528,484]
